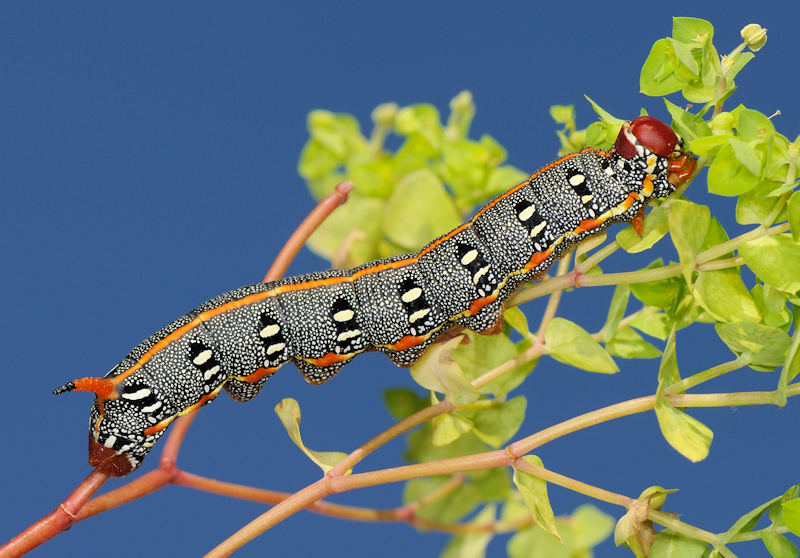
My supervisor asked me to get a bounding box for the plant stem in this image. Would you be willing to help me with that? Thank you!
[664,356,750,395]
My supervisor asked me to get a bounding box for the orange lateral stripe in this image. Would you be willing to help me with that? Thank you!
[468,293,499,315]
[233,366,277,383]
[470,149,594,221]
[304,352,354,367]
[112,147,616,383]
[524,247,554,271]
[351,256,417,279]
[385,334,428,352]
[143,386,224,436]
[576,217,605,234]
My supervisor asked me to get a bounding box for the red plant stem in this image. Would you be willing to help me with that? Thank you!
[263,181,354,282]
[0,471,107,557]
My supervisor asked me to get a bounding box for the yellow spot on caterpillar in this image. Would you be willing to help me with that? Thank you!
[193,349,213,366]
[409,308,430,323]
[259,324,280,338]
[518,204,536,221]
[401,287,422,303]
[333,309,355,322]
[460,249,479,265]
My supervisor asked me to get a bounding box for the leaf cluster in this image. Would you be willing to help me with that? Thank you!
[298,91,528,266]
[287,16,800,558]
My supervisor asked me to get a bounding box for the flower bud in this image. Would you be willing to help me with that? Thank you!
[710,112,735,136]
[450,90,474,115]
[741,24,767,52]
[371,103,398,128]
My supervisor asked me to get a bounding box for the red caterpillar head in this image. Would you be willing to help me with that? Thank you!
[615,116,695,185]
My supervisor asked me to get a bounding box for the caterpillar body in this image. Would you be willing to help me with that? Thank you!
[56,116,695,477]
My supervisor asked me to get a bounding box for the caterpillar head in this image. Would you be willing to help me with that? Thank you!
[614,116,695,194]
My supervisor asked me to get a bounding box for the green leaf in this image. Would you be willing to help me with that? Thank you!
[383,169,462,252]
[571,504,615,550]
[649,530,709,558]
[305,196,385,264]
[689,135,732,157]
[736,179,788,225]
[452,330,535,397]
[606,328,662,359]
[484,165,529,199]
[668,199,710,286]
[672,17,714,45]
[760,531,799,558]
[719,494,784,544]
[734,106,776,141]
[298,138,344,184]
[630,307,672,340]
[470,396,527,448]
[503,306,531,338]
[513,455,562,543]
[780,329,800,406]
[628,261,685,313]
[640,38,691,97]
[347,154,395,198]
[274,398,349,473]
[715,322,792,369]
[784,498,800,535]
[410,335,480,404]
[601,284,630,342]
[617,205,670,253]
[545,317,619,373]
[728,136,763,176]
[404,476,479,523]
[658,328,680,386]
[663,98,711,142]
[655,379,713,462]
[395,103,444,151]
[694,269,762,323]
[383,388,426,419]
[507,524,573,558]
[707,142,761,196]
[740,235,800,294]
[789,191,800,242]
[440,505,496,558]
[305,109,366,159]
[432,411,474,446]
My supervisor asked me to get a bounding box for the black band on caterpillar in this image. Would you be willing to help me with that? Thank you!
[55,116,696,477]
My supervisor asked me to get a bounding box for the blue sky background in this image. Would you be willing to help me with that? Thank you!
[2,3,799,557]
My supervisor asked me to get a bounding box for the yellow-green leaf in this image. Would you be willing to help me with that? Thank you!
[513,455,562,543]
[410,335,480,404]
[668,200,710,286]
[654,382,713,462]
[693,269,762,323]
[431,412,474,446]
[545,317,618,373]
[274,398,349,473]
[740,235,800,294]
[617,205,670,253]
[383,169,462,252]
[440,505,496,558]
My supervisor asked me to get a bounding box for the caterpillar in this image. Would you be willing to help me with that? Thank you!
[55,116,695,477]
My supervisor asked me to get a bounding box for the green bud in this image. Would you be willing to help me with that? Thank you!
[741,24,767,52]
[450,90,474,115]
[549,105,576,126]
[371,102,398,128]
[710,112,736,136]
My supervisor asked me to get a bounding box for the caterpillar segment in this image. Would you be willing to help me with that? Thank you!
[56,116,696,477]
